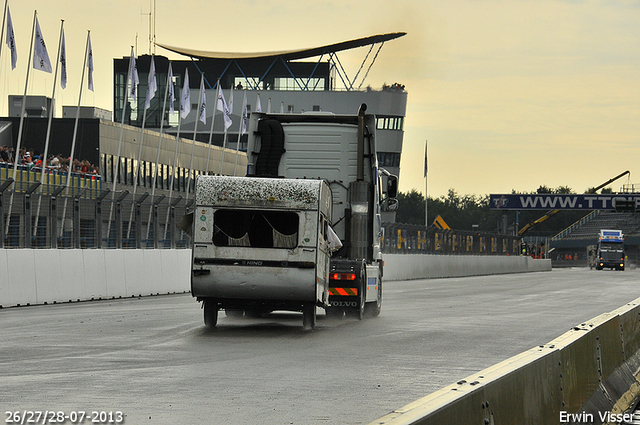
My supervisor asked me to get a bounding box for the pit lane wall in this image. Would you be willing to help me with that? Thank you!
[368,297,640,425]
[383,254,551,281]
[0,250,549,307]
[0,249,191,307]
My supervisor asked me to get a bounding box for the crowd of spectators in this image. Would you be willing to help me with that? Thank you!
[0,145,99,176]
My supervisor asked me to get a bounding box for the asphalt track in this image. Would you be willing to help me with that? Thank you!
[2,267,640,424]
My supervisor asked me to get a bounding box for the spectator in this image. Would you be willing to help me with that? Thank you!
[0,146,9,162]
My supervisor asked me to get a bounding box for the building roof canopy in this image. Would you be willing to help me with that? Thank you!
[155,32,406,61]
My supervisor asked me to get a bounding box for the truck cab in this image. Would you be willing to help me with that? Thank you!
[595,229,625,271]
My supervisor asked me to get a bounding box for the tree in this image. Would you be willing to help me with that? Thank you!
[393,185,589,237]
[395,189,425,225]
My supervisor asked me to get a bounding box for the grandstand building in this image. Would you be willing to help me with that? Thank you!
[112,33,408,219]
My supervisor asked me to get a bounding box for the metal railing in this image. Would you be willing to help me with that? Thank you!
[381,222,520,256]
[1,181,192,249]
[1,181,519,254]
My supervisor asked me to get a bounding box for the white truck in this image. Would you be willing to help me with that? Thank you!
[190,104,398,328]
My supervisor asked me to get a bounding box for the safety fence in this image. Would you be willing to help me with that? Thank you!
[0,182,519,253]
[0,181,191,249]
[382,222,520,256]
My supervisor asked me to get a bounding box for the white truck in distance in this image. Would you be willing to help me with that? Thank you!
[190,104,398,329]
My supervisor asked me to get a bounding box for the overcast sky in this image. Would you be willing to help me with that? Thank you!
[2,0,639,198]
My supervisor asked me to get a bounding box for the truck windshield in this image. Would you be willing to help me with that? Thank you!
[600,241,623,251]
[213,209,299,249]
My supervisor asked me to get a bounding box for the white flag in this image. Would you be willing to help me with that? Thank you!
[240,91,248,135]
[198,77,206,124]
[167,64,175,114]
[424,140,428,178]
[144,57,157,110]
[60,28,67,89]
[33,17,52,73]
[6,7,17,70]
[128,47,139,100]
[180,70,190,119]
[217,88,232,130]
[255,93,262,113]
[87,33,94,91]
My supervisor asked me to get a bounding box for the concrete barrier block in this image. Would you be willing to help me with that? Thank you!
[60,249,87,302]
[5,250,37,306]
[160,249,190,293]
[122,250,145,296]
[549,327,601,414]
[101,250,126,299]
[611,298,640,362]
[33,249,63,304]
[482,346,562,424]
[0,249,8,307]
[382,254,551,281]
[369,380,485,425]
[142,250,164,293]
[584,312,624,380]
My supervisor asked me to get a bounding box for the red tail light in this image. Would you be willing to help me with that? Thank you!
[331,272,356,281]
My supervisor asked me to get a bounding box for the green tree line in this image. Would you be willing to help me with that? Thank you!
[394,186,590,237]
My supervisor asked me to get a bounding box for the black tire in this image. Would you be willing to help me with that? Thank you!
[302,303,317,330]
[203,300,218,327]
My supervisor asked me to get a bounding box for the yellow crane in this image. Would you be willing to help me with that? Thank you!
[517,170,631,236]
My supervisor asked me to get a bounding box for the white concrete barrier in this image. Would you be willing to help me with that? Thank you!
[0,249,191,307]
[0,250,550,307]
[383,254,551,281]
[368,297,640,425]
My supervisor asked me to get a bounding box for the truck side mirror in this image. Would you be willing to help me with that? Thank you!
[382,198,398,211]
[387,174,398,199]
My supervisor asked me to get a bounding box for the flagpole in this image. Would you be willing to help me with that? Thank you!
[163,113,182,240]
[107,46,135,242]
[204,82,220,175]
[126,55,156,239]
[60,30,90,239]
[219,124,228,175]
[186,74,204,198]
[146,61,172,240]
[34,19,64,236]
[233,90,247,175]
[219,85,233,175]
[0,0,6,60]
[164,68,188,238]
[424,139,428,227]
[5,10,37,236]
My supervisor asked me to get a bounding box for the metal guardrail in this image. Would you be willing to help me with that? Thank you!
[381,222,520,256]
[0,182,192,249]
[0,180,518,253]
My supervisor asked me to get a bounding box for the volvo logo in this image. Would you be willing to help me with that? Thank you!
[331,301,358,307]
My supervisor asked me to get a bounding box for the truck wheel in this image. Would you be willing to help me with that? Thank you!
[302,303,316,330]
[203,300,218,327]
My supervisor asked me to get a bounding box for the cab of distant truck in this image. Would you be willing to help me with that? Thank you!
[595,229,625,271]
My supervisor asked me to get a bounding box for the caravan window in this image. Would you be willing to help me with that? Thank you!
[213,209,299,249]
